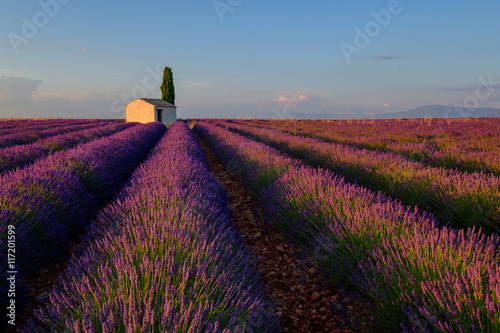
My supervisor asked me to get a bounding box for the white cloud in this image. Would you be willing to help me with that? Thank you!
[0,78,125,118]
[276,94,295,103]
[182,81,212,88]
[0,76,42,103]
[0,69,23,76]
[374,55,397,60]
[274,93,324,112]
[275,94,315,104]
[34,91,95,101]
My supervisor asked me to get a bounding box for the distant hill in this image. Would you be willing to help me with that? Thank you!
[373,105,500,118]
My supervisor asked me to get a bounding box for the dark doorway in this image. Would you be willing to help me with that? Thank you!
[156,109,163,122]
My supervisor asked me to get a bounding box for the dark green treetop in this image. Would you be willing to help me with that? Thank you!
[160,67,175,105]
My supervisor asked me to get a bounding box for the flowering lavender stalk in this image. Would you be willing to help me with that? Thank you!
[0,119,110,136]
[235,118,500,176]
[23,122,279,332]
[0,123,165,323]
[0,122,137,174]
[194,122,500,332]
[0,121,114,149]
[214,120,500,235]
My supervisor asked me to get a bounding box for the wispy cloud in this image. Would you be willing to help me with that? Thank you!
[35,91,95,101]
[373,55,397,60]
[0,69,25,76]
[275,94,319,104]
[78,48,88,54]
[440,83,500,93]
[274,93,324,112]
[276,94,295,103]
[0,89,126,118]
[0,76,42,103]
[182,81,212,88]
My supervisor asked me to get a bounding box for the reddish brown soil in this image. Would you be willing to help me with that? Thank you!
[196,134,373,332]
[8,131,374,333]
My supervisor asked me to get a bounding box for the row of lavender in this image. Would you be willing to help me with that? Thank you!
[0,123,166,324]
[214,120,500,234]
[0,122,137,174]
[0,119,113,135]
[24,122,279,332]
[0,119,107,137]
[236,118,500,176]
[0,119,64,131]
[194,122,500,332]
[237,118,500,152]
[0,120,117,149]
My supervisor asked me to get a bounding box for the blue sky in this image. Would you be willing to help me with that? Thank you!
[1,0,500,119]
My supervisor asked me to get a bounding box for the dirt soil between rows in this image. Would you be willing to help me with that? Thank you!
[196,133,373,333]
[8,131,374,333]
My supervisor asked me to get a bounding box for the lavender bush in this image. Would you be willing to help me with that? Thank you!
[235,118,500,176]
[215,120,500,235]
[0,119,108,136]
[194,122,500,332]
[0,120,114,149]
[0,123,165,323]
[23,122,279,332]
[0,122,137,174]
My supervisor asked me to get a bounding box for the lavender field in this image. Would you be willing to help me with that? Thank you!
[2,118,499,332]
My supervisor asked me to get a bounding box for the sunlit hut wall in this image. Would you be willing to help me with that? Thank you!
[125,98,177,125]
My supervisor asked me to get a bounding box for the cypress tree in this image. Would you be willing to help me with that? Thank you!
[160,67,175,105]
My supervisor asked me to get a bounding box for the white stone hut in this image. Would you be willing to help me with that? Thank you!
[125,98,177,125]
